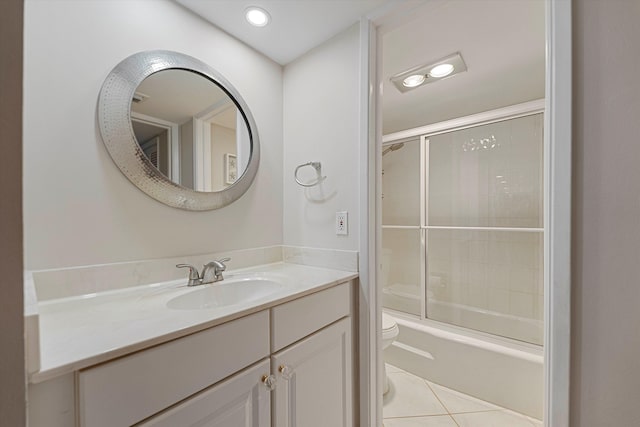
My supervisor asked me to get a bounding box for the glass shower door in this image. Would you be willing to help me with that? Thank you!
[425,113,544,344]
[381,138,422,316]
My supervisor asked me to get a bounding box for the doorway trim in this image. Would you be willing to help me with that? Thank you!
[359,1,572,426]
[542,1,572,426]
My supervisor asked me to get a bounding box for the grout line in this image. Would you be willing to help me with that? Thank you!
[382,414,461,426]
[420,378,534,427]
[423,378,455,417]
[384,414,458,420]
[391,370,536,426]
[422,378,521,415]
[442,408,500,415]
[449,409,539,427]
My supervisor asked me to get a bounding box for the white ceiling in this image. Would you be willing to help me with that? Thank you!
[382,0,545,134]
[175,0,392,65]
[175,0,545,135]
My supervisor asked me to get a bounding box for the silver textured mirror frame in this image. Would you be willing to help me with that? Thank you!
[98,50,260,211]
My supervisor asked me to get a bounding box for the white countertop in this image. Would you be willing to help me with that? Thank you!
[31,262,357,383]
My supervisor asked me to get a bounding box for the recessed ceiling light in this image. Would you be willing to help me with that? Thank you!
[245,6,270,27]
[390,52,467,93]
[402,74,426,88]
[429,63,455,78]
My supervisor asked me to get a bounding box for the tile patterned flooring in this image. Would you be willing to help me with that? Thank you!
[383,364,542,427]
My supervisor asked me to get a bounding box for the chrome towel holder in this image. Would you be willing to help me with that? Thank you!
[294,161,326,187]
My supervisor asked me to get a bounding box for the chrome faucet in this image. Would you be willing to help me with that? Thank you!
[176,257,231,286]
[201,257,230,284]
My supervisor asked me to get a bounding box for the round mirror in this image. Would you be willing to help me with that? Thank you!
[98,51,260,211]
[131,69,250,192]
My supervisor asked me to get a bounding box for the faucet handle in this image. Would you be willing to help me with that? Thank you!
[176,264,201,286]
[176,264,200,279]
[215,257,231,272]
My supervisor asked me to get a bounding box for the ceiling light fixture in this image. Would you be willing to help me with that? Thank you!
[429,63,455,78]
[245,6,270,27]
[390,52,467,93]
[402,74,426,88]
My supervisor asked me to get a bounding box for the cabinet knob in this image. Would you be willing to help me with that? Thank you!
[261,374,277,390]
[278,364,293,380]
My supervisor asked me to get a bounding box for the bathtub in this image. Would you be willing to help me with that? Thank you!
[383,283,543,345]
[383,310,543,419]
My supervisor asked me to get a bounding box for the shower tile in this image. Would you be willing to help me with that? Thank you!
[426,381,501,414]
[534,294,544,320]
[428,114,543,229]
[383,372,448,418]
[511,241,539,268]
[382,138,421,226]
[509,291,535,318]
[466,283,489,310]
[536,269,544,295]
[468,262,489,288]
[383,415,458,427]
[488,241,512,265]
[487,287,510,314]
[382,228,422,316]
[488,265,510,290]
[468,239,489,262]
[452,410,537,427]
[509,267,537,293]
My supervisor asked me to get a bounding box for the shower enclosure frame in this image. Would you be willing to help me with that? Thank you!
[382,99,546,340]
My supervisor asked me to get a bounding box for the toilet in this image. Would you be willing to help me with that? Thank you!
[382,313,399,394]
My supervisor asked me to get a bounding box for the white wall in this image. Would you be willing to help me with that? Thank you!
[283,24,361,251]
[23,0,283,269]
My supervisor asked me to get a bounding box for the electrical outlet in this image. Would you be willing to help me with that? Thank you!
[336,211,348,235]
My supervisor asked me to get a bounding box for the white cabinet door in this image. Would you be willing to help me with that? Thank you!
[140,359,271,427]
[271,317,352,427]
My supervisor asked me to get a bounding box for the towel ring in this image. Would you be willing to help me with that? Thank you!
[294,161,326,187]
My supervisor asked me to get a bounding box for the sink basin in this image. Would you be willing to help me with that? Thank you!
[167,278,287,310]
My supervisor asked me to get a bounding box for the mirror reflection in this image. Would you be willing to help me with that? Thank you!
[131,69,250,192]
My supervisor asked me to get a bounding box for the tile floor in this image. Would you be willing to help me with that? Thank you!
[383,364,542,427]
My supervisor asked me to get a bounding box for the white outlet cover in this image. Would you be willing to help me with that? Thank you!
[336,211,348,235]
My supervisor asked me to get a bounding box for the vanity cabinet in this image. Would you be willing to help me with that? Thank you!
[29,280,355,427]
[141,317,352,427]
[271,317,352,427]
